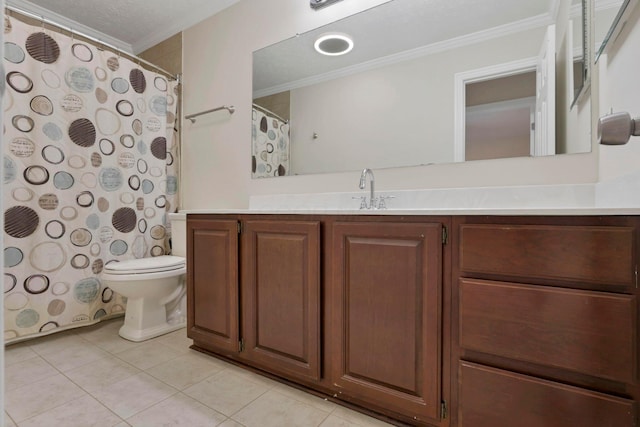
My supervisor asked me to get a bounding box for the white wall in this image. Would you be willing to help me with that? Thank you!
[182,0,599,210]
[599,2,640,181]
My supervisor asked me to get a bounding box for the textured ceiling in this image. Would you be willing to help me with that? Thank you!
[6,0,240,53]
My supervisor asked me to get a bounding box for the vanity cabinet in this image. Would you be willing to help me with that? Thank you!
[187,213,639,427]
[330,221,445,424]
[187,215,322,384]
[452,216,639,427]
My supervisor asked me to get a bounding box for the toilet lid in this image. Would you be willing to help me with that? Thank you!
[104,255,185,275]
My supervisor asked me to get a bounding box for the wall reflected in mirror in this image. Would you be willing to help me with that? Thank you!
[252,0,594,178]
[570,0,587,107]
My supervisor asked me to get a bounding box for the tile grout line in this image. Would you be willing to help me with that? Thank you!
[13,393,125,427]
[10,334,128,425]
[58,358,135,426]
[7,321,389,427]
[5,411,18,427]
[121,391,235,426]
[83,330,191,420]
[4,355,60,393]
[8,325,154,425]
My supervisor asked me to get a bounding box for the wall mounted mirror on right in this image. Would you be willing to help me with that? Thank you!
[251,0,632,178]
[595,0,639,62]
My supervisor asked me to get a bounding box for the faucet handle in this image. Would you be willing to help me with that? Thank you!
[352,196,368,210]
[376,195,395,210]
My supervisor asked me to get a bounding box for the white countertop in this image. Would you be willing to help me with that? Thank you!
[180,207,640,216]
[175,173,640,216]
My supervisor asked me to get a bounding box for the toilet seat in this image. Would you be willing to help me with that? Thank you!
[104,255,185,275]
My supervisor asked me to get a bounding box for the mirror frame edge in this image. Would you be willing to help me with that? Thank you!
[572,0,592,109]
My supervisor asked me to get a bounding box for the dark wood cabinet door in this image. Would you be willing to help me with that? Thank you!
[241,220,321,382]
[187,218,240,354]
[331,221,443,423]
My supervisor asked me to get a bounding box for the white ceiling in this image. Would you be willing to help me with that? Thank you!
[6,0,240,53]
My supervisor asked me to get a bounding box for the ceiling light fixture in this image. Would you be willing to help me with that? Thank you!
[314,33,354,56]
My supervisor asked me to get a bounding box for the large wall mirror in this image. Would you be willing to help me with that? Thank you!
[251,0,601,178]
[595,0,638,62]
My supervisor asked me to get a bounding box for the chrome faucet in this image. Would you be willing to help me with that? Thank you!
[359,168,375,209]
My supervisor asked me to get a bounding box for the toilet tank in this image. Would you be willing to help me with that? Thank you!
[168,212,186,257]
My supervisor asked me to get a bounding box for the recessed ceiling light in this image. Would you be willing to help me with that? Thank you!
[314,33,354,56]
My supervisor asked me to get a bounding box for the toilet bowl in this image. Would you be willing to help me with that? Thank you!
[102,255,186,342]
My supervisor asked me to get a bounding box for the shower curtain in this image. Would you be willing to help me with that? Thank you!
[3,13,180,343]
[252,107,290,178]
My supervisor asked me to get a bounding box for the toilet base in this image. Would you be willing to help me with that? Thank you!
[118,320,186,342]
[118,295,186,342]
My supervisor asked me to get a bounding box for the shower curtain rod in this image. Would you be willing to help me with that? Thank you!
[252,103,288,123]
[4,4,180,81]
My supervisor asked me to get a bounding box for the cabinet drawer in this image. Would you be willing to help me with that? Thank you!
[459,224,635,288]
[460,278,637,383]
[459,361,636,427]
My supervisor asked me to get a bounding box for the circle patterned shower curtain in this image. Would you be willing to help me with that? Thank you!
[3,13,180,342]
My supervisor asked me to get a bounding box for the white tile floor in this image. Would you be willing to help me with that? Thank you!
[4,318,394,427]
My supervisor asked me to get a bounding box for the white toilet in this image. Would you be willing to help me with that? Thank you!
[102,213,187,342]
[102,255,185,341]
